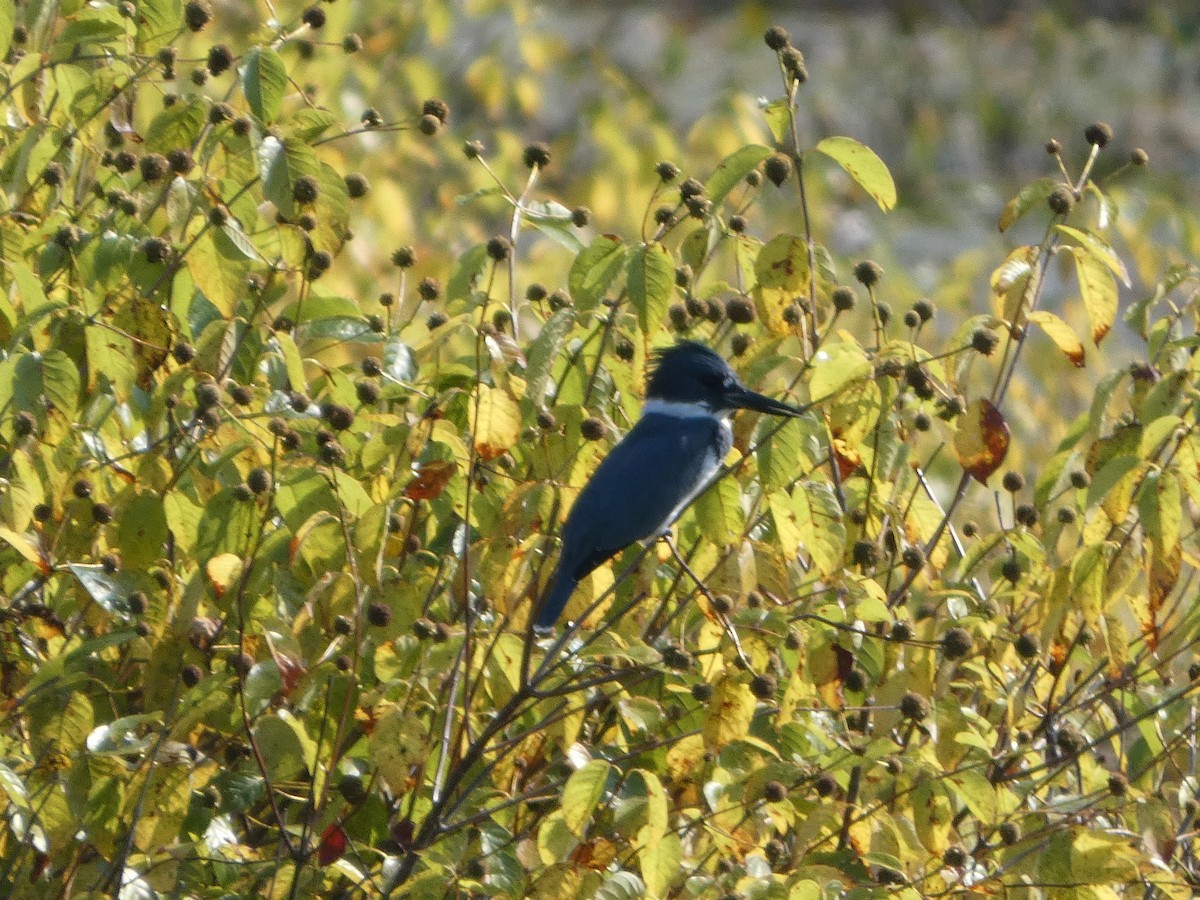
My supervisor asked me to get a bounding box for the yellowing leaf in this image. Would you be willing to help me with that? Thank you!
[0,526,49,574]
[1069,245,1118,344]
[702,674,755,750]
[1055,224,1131,287]
[953,398,1010,485]
[471,384,520,461]
[371,703,429,794]
[998,177,1057,232]
[561,759,610,837]
[1139,469,1182,552]
[753,234,809,334]
[1027,310,1085,367]
[813,136,897,211]
[205,553,244,597]
[640,832,682,898]
[990,245,1037,295]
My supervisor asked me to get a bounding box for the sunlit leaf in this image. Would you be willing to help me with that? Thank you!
[705,144,772,207]
[472,384,521,461]
[561,759,610,837]
[813,136,897,211]
[1027,310,1085,367]
[702,674,755,750]
[1068,245,1118,344]
[243,47,288,124]
[997,177,1057,232]
[627,241,674,335]
[568,235,626,312]
[753,234,809,333]
[953,398,1009,484]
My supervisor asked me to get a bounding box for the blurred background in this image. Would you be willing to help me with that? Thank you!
[268,0,1200,455]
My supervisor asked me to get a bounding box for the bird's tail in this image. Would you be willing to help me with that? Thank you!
[533,571,577,632]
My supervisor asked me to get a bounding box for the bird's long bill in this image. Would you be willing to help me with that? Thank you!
[729,386,806,418]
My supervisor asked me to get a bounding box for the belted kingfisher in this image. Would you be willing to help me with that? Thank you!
[534,341,805,630]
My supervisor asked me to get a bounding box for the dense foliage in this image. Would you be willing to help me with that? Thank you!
[1,1,1199,897]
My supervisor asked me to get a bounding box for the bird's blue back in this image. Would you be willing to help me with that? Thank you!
[534,410,730,629]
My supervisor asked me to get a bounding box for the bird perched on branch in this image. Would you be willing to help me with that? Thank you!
[534,341,805,630]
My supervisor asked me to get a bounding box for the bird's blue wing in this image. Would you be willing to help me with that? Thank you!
[534,414,726,628]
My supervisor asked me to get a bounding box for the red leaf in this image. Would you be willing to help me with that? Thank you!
[264,631,307,695]
[317,822,347,866]
[404,460,457,501]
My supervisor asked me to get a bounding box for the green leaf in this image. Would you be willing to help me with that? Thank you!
[813,136,897,211]
[66,564,144,617]
[998,177,1056,232]
[792,481,844,577]
[271,333,308,393]
[758,416,814,492]
[528,215,585,254]
[118,492,169,570]
[705,144,772,207]
[627,242,674,334]
[283,108,340,141]
[561,759,610,837]
[762,98,792,144]
[262,137,320,220]
[693,472,742,540]
[134,0,181,53]
[14,349,80,416]
[526,308,574,406]
[60,6,130,47]
[445,243,490,301]
[0,0,14,61]
[186,228,250,317]
[253,714,308,782]
[243,47,288,124]
[809,341,871,401]
[568,235,627,312]
[144,99,207,153]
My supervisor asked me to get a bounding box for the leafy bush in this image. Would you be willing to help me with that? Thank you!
[1,2,1199,897]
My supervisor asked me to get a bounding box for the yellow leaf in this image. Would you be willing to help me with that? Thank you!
[813,136,897,211]
[753,234,809,334]
[471,384,521,461]
[1027,310,1085,367]
[702,673,755,750]
[1069,245,1118,344]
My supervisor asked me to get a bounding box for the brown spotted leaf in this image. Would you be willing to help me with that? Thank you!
[954,398,1010,484]
[404,460,457,501]
[471,384,520,462]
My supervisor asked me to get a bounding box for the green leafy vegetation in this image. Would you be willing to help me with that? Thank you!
[1,2,1199,897]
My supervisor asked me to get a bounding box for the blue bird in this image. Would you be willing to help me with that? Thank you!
[534,341,805,630]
